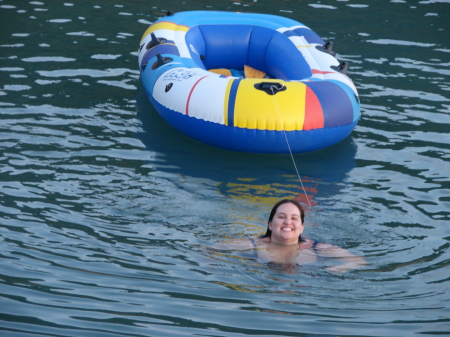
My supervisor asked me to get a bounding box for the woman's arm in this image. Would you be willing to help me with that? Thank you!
[316,243,367,274]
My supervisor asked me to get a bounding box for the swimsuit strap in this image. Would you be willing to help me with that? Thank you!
[311,240,320,253]
[249,237,260,260]
[300,237,320,253]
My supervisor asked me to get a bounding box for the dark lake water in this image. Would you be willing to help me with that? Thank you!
[1,0,449,336]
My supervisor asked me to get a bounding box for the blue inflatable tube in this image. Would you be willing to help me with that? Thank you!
[138,11,360,154]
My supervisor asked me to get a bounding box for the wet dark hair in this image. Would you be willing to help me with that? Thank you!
[262,199,305,239]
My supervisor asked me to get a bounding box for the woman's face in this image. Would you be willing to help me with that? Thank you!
[268,202,304,245]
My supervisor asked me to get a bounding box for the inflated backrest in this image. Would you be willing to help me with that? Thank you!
[246,25,277,72]
[184,25,207,69]
[185,25,311,80]
[201,25,252,70]
[264,31,311,80]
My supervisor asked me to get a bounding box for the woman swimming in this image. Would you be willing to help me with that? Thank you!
[214,199,367,273]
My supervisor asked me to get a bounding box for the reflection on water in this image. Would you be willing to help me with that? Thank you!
[136,84,357,208]
[1,0,449,336]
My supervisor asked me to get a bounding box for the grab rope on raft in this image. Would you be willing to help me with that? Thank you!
[270,84,312,208]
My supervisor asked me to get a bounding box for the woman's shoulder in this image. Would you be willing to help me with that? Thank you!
[254,236,271,246]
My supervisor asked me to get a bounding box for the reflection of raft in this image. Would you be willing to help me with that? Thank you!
[138,11,360,154]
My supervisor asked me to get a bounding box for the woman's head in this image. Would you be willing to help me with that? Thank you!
[263,199,305,241]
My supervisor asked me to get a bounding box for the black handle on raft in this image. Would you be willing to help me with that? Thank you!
[146,33,168,50]
[254,82,286,95]
[151,53,173,70]
[316,41,336,56]
[331,61,349,75]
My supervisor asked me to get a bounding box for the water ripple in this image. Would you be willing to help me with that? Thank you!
[0,0,449,336]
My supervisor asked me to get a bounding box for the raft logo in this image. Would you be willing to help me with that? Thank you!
[163,68,196,81]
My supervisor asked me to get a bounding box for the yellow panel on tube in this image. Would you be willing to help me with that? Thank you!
[233,80,306,131]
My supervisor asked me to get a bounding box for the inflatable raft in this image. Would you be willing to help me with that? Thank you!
[138,11,360,154]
